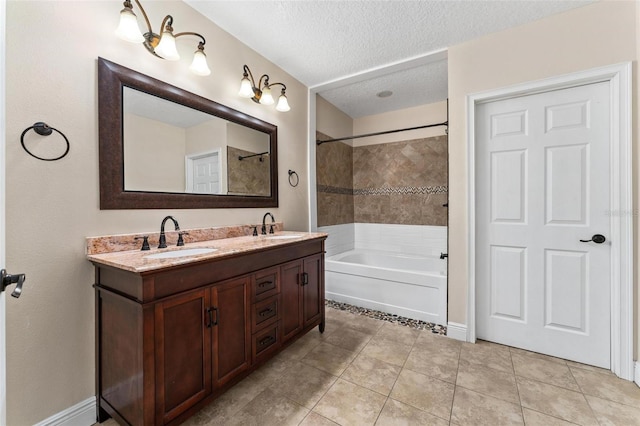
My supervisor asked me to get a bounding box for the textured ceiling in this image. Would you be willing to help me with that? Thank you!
[186,0,594,118]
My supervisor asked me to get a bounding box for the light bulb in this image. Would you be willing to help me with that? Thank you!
[260,86,274,105]
[115,7,144,43]
[155,30,179,61]
[189,48,211,76]
[238,77,254,98]
[276,93,291,112]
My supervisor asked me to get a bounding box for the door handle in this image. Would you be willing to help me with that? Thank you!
[301,272,309,286]
[206,307,218,327]
[1,269,25,298]
[579,234,606,244]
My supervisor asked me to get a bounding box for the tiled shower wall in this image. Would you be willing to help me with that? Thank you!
[227,146,270,196]
[316,131,354,226]
[316,133,448,226]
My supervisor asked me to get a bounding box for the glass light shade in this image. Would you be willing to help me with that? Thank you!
[155,31,180,61]
[276,93,291,112]
[189,49,211,76]
[259,86,274,105]
[238,77,254,98]
[115,8,144,43]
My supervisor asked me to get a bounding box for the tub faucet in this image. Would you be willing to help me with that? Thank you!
[159,215,180,248]
[261,212,275,235]
[440,253,448,259]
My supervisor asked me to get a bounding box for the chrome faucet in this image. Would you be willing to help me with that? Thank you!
[261,212,275,235]
[159,215,180,248]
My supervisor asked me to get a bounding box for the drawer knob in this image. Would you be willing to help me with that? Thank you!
[258,280,273,288]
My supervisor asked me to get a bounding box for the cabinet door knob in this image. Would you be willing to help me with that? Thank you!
[301,272,309,286]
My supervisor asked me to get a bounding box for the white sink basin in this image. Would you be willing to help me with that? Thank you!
[266,235,302,240]
[145,248,217,260]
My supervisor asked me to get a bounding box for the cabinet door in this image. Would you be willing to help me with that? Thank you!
[303,254,324,327]
[280,260,303,342]
[211,277,251,388]
[155,289,212,424]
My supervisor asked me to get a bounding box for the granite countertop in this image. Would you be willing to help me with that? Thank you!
[86,231,327,274]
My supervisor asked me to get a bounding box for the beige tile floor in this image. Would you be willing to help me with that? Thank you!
[102,306,640,425]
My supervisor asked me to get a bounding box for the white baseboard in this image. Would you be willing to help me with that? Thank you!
[447,322,468,342]
[34,397,95,426]
[635,361,640,387]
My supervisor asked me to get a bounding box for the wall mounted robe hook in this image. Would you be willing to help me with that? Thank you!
[20,121,70,161]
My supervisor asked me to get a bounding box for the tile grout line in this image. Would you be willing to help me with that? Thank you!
[567,364,601,424]
[448,343,462,424]
[342,319,400,424]
[302,312,383,425]
[508,347,526,424]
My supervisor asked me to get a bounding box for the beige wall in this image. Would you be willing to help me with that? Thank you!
[447,0,638,361]
[353,100,448,146]
[124,114,186,192]
[316,95,353,141]
[5,1,309,424]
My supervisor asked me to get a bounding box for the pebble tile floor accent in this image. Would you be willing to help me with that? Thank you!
[325,300,447,334]
[99,303,640,425]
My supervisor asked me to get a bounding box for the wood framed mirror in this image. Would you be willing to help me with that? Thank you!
[98,57,278,209]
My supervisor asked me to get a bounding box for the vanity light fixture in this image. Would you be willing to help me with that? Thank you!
[115,0,211,76]
[238,65,290,112]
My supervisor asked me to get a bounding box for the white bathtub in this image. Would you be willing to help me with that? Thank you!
[325,249,447,325]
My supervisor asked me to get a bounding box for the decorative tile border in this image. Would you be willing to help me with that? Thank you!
[317,184,353,195]
[354,185,448,195]
[326,299,447,335]
[317,185,449,196]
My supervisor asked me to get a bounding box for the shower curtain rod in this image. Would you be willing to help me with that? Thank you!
[316,121,448,146]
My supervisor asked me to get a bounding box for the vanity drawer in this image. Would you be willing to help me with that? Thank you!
[252,295,279,332]
[252,322,281,363]
[252,268,279,301]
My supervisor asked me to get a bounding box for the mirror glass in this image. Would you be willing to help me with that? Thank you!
[123,88,271,196]
[98,57,278,209]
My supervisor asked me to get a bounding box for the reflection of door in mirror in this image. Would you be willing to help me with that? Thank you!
[185,150,223,194]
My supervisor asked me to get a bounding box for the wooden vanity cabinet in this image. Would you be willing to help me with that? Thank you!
[281,253,325,343]
[142,276,252,425]
[154,288,212,424]
[93,238,325,426]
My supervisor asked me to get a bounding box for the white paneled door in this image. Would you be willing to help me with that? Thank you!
[475,82,611,368]
[192,154,221,194]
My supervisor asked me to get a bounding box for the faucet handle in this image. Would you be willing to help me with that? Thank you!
[135,236,150,251]
[177,232,189,247]
[269,224,275,234]
[252,226,258,236]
